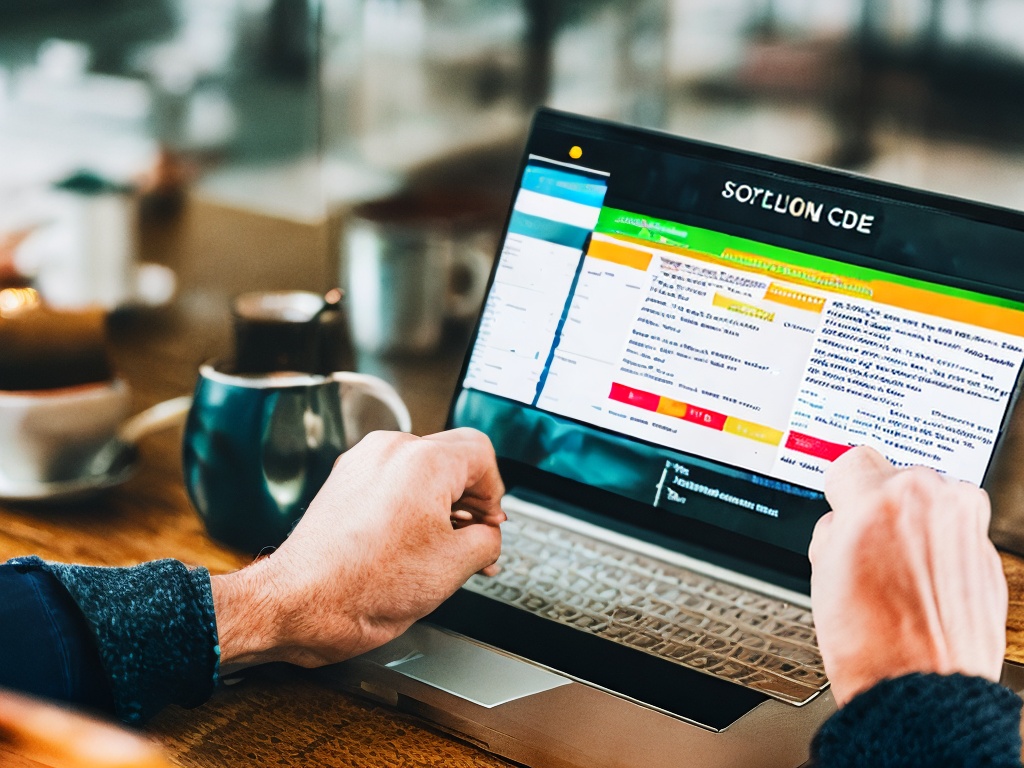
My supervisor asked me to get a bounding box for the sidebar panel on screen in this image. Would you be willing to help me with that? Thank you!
[464,156,608,403]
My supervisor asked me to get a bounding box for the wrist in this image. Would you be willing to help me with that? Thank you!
[828,647,949,707]
[210,560,285,674]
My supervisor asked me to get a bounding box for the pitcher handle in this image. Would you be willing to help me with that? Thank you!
[330,372,412,446]
[116,395,193,445]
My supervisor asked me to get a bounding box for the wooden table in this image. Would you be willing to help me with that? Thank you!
[0,292,519,767]
[4,199,1024,766]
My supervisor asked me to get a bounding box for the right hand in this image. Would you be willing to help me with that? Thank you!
[809,446,1007,707]
[211,428,505,671]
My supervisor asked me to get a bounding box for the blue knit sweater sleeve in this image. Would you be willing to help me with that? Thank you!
[811,672,1023,767]
[5,556,220,725]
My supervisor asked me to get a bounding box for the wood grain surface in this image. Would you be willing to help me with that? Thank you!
[147,666,512,768]
[3,200,1024,766]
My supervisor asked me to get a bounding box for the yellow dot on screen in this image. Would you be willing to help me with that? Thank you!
[569,145,583,159]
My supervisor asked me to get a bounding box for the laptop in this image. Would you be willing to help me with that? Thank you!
[325,109,1024,767]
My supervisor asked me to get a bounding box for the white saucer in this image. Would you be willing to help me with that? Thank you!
[0,395,192,503]
[0,445,138,503]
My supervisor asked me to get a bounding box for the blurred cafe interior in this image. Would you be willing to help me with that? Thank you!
[4,0,1024,311]
[2,0,1024,764]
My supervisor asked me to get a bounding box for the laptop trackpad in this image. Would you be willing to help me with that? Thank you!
[385,633,571,708]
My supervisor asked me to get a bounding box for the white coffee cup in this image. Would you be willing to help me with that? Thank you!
[0,378,131,491]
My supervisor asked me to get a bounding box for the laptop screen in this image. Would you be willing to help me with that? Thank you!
[449,109,1024,576]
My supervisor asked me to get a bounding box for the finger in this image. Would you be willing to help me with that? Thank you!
[824,445,897,513]
[424,429,507,521]
[451,513,502,532]
[453,520,502,577]
[453,498,507,524]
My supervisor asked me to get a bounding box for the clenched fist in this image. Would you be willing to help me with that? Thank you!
[211,428,505,672]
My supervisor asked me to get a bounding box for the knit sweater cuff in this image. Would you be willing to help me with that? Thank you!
[8,556,220,725]
[812,672,1022,768]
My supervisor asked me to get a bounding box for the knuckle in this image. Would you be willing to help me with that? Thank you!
[842,444,875,466]
[457,426,494,451]
[959,483,984,504]
[484,529,502,561]
[363,429,416,454]
[339,430,419,471]
[401,438,447,480]
[406,434,439,462]
[888,466,943,502]
[965,485,993,521]
[877,468,993,532]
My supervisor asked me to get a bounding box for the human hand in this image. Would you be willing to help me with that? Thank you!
[211,428,505,671]
[809,446,1007,707]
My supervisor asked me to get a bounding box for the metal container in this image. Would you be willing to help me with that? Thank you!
[342,191,497,356]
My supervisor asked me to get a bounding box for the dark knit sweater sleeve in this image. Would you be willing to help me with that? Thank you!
[6,556,221,725]
[811,673,1023,767]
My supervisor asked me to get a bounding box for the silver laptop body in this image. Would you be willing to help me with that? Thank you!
[327,492,836,768]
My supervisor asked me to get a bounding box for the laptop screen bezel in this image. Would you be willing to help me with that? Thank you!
[445,107,1024,593]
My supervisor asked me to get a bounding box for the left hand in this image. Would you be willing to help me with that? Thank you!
[211,428,505,671]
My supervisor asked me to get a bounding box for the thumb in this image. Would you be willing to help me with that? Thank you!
[453,522,502,578]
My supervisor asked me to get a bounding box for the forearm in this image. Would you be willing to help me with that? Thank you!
[811,673,1022,767]
[4,556,220,724]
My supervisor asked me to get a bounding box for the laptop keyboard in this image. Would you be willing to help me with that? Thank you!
[463,510,828,705]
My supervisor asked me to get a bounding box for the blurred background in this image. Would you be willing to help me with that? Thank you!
[2,0,1024,355]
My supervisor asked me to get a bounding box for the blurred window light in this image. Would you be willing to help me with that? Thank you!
[363,0,426,55]
[770,0,860,35]
[939,0,975,43]
[893,0,932,40]
[667,0,751,80]
[977,0,1024,58]
[13,69,151,125]
[35,39,91,82]
[548,6,620,116]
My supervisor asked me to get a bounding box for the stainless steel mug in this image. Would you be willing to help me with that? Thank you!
[343,191,499,356]
[182,362,411,553]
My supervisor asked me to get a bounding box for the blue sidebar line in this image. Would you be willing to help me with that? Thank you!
[531,235,592,407]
